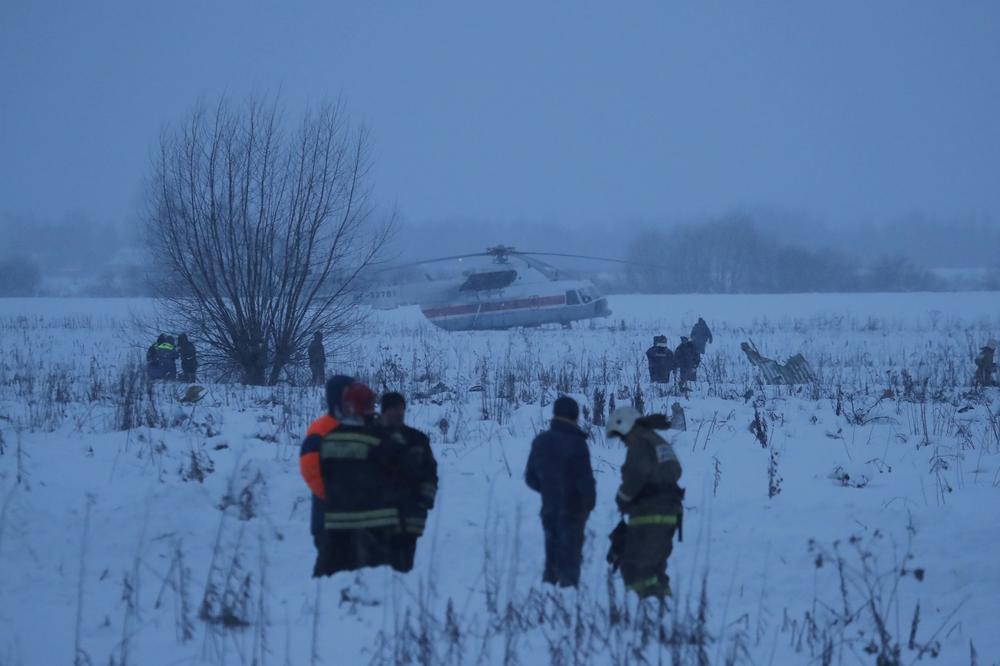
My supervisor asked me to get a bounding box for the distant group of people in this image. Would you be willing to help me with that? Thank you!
[525,396,684,598]
[300,376,438,576]
[147,329,330,386]
[146,333,197,382]
[646,317,712,386]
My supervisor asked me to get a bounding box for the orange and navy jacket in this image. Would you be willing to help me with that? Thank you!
[300,414,338,500]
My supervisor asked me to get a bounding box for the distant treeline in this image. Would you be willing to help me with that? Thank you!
[622,216,998,294]
[0,254,150,297]
[0,213,150,297]
[2,211,998,297]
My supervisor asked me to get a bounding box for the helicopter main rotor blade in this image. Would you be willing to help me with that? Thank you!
[514,251,671,271]
[368,253,493,274]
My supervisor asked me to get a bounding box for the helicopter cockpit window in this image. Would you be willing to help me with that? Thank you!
[566,290,580,305]
[459,269,518,292]
[579,288,594,304]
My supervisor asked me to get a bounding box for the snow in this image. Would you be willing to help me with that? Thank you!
[1,293,999,665]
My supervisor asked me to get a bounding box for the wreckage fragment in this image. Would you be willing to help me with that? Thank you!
[740,341,816,385]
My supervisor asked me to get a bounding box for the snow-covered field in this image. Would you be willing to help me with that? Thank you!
[1,293,999,665]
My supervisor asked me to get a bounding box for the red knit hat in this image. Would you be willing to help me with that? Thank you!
[342,382,376,417]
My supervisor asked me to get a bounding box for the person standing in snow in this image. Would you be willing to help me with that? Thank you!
[147,334,178,381]
[308,331,326,386]
[646,335,674,384]
[307,381,404,576]
[162,335,179,380]
[146,334,167,380]
[690,317,713,355]
[300,375,354,553]
[379,392,438,573]
[177,333,197,383]
[607,406,683,599]
[525,396,596,587]
[674,337,700,385]
[974,340,998,388]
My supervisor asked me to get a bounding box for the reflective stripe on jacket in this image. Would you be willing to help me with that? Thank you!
[319,422,401,533]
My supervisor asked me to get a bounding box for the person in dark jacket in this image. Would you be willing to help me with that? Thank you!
[674,337,700,385]
[525,396,597,587]
[974,340,998,387]
[690,317,713,355]
[146,334,167,380]
[160,335,179,380]
[308,332,326,386]
[177,333,197,383]
[607,406,683,599]
[300,375,354,552]
[380,392,438,573]
[147,334,178,381]
[646,335,674,383]
[308,382,404,577]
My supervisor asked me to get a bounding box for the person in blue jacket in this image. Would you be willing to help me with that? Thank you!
[525,396,596,587]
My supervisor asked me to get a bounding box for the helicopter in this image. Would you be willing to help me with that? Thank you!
[361,245,645,332]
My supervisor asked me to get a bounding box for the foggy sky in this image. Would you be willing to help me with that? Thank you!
[2,1,999,230]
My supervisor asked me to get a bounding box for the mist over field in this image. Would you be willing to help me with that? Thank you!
[3,2,999,296]
[3,212,999,296]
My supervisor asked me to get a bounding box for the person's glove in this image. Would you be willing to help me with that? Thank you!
[607,520,628,571]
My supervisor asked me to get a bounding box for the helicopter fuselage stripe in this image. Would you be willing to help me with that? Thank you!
[422,295,567,319]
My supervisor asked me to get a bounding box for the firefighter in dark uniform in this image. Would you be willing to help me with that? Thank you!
[379,392,438,573]
[607,406,683,599]
[308,331,326,386]
[645,335,674,384]
[302,381,402,576]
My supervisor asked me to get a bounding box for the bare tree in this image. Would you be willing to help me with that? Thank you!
[145,95,390,385]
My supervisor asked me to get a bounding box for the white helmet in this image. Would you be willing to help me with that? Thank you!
[606,406,641,438]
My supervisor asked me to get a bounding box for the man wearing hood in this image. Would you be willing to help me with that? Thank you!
[300,375,354,552]
[525,396,596,587]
